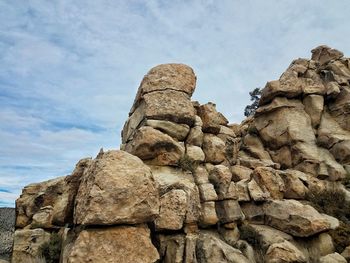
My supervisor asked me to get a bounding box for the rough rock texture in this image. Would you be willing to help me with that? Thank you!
[11,228,51,263]
[11,47,350,263]
[264,200,338,237]
[74,150,159,225]
[196,232,250,263]
[15,158,91,228]
[64,225,159,263]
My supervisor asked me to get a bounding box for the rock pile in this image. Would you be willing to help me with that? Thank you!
[11,46,350,263]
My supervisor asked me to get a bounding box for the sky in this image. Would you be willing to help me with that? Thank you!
[1,0,350,207]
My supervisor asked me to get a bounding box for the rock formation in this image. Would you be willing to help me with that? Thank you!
[10,46,350,263]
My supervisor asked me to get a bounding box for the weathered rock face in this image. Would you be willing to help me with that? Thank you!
[12,228,51,263]
[11,47,350,263]
[263,200,338,237]
[15,158,91,228]
[196,231,250,263]
[64,225,159,263]
[74,150,159,225]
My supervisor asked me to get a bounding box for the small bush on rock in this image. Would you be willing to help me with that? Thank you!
[342,172,350,189]
[239,225,263,248]
[307,185,350,252]
[329,222,350,253]
[178,154,198,173]
[39,232,62,263]
[307,185,350,224]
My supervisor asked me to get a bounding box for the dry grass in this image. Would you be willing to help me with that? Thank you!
[178,154,198,173]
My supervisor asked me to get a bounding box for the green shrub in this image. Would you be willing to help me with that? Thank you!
[307,185,350,252]
[39,232,62,263]
[307,185,350,224]
[329,222,350,253]
[239,224,263,249]
[178,154,198,173]
[342,172,350,189]
[239,224,265,263]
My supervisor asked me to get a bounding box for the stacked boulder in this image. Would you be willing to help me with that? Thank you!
[11,46,350,263]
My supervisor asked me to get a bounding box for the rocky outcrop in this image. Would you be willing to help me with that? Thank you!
[11,47,350,262]
[74,150,159,225]
[62,225,159,263]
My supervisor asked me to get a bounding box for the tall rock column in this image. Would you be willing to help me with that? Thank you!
[122,63,197,166]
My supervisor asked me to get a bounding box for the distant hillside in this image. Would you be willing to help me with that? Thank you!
[0,207,15,260]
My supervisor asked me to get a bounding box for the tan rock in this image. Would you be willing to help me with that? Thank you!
[124,126,185,166]
[303,95,324,127]
[31,206,53,228]
[224,137,241,165]
[186,145,205,163]
[248,179,270,201]
[74,150,159,225]
[265,240,307,263]
[196,231,250,263]
[318,111,350,149]
[256,97,304,116]
[253,167,285,199]
[331,140,350,164]
[278,170,308,199]
[230,165,253,182]
[155,189,187,231]
[184,234,198,262]
[135,90,196,126]
[240,203,265,224]
[326,81,341,97]
[186,126,204,147]
[319,253,347,263]
[193,165,209,184]
[209,165,232,200]
[269,146,293,169]
[150,165,200,224]
[259,80,302,106]
[197,102,228,134]
[327,60,350,79]
[309,233,335,258]
[66,225,159,263]
[216,200,245,223]
[145,119,190,140]
[311,45,344,65]
[158,234,185,263]
[341,245,350,261]
[329,86,350,131]
[198,183,218,202]
[225,182,238,200]
[219,125,236,137]
[199,202,219,227]
[292,142,346,180]
[238,154,277,169]
[15,158,90,228]
[242,134,272,161]
[236,179,251,202]
[131,63,196,111]
[263,199,338,237]
[254,106,315,150]
[203,134,226,164]
[11,228,51,263]
[242,224,293,250]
